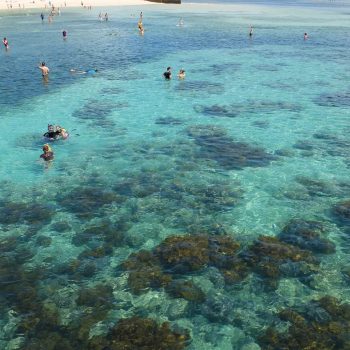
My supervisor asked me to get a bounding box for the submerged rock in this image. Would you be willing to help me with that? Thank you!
[89,317,191,350]
[57,187,122,219]
[279,219,335,254]
[155,117,184,126]
[121,250,172,294]
[241,236,319,287]
[314,91,350,107]
[187,125,276,170]
[259,296,350,350]
[0,201,53,226]
[121,234,244,296]
[332,200,350,225]
[166,280,205,302]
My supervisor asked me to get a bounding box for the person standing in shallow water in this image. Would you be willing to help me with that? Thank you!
[163,67,172,80]
[2,37,9,50]
[62,30,67,39]
[38,62,49,77]
[40,144,54,161]
[249,25,253,37]
[40,13,44,22]
[304,32,308,40]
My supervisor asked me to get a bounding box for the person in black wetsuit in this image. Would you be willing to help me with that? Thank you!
[44,125,61,139]
[163,67,172,80]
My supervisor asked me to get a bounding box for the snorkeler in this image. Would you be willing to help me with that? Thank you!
[163,67,172,80]
[44,125,69,140]
[178,68,186,79]
[70,68,98,75]
[2,37,9,50]
[40,144,54,161]
[38,62,49,77]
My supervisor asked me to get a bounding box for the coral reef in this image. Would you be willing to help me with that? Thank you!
[279,219,335,254]
[121,234,244,296]
[332,200,350,225]
[259,296,350,350]
[89,317,191,350]
[187,125,276,170]
[166,280,205,302]
[0,201,53,226]
[241,236,319,287]
[121,250,172,294]
[57,187,122,219]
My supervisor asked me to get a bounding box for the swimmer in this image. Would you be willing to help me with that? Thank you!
[163,66,172,80]
[178,68,186,79]
[70,68,98,75]
[304,32,308,40]
[62,30,67,39]
[249,25,253,37]
[38,62,49,77]
[55,125,69,139]
[177,17,184,27]
[40,144,54,161]
[44,124,68,140]
[2,37,9,50]
[138,20,144,34]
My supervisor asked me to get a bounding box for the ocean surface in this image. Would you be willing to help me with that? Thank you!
[0,1,350,349]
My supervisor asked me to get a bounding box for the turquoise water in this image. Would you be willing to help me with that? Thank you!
[0,2,350,349]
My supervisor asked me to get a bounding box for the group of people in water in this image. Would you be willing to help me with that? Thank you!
[40,125,69,162]
[1,6,311,165]
[163,66,186,80]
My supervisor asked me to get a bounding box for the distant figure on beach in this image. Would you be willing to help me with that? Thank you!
[3,37,9,50]
[40,13,44,21]
[70,68,98,75]
[38,62,49,77]
[177,17,184,27]
[40,144,54,161]
[178,69,186,79]
[304,32,308,40]
[249,25,253,37]
[62,30,67,39]
[163,67,172,80]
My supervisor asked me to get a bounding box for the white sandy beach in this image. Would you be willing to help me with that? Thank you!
[0,0,153,10]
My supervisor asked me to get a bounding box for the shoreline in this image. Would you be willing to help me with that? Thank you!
[0,0,154,11]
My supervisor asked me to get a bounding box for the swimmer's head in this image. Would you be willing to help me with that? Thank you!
[43,144,52,152]
[48,124,55,132]
[167,67,171,71]
[41,62,46,66]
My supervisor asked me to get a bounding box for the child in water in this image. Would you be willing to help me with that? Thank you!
[40,144,54,161]
[178,69,186,79]
[2,37,9,50]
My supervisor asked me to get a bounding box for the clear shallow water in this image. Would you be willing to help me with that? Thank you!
[0,2,350,349]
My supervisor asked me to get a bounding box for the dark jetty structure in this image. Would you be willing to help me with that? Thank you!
[146,0,181,3]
